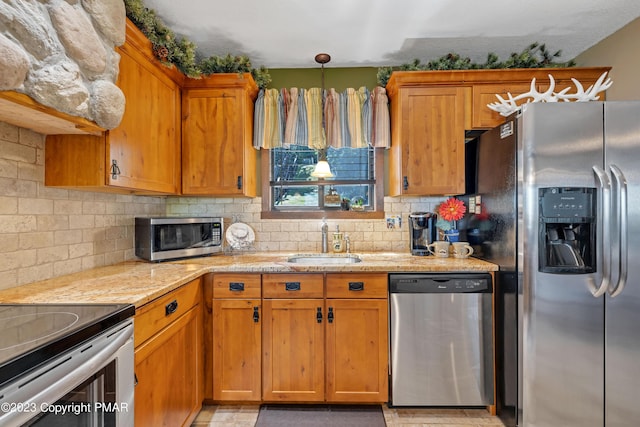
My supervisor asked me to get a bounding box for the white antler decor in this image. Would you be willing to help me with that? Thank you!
[487,71,613,117]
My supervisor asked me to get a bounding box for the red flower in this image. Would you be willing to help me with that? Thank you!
[438,197,466,222]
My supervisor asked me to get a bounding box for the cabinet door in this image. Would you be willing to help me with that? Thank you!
[262,299,325,401]
[44,21,181,195]
[212,299,262,401]
[134,304,202,427]
[108,34,181,193]
[182,88,255,196]
[472,83,534,129]
[325,299,388,403]
[390,86,466,196]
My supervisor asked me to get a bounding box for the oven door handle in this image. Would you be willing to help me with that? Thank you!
[0,322,134,427]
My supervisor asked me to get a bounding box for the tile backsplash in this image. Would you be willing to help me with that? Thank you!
[166,196,445,253]
[0,121,165,290]
[1,120,444,290]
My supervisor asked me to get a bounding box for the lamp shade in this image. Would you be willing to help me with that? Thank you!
[310,160,334,178]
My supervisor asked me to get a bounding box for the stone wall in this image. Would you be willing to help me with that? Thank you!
[0,0,126,129]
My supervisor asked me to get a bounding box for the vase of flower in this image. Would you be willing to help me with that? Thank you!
[436,197,466,243]
[443,229,460,242]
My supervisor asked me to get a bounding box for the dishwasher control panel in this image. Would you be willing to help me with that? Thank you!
[389,273,492,293]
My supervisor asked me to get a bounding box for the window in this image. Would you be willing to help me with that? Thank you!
[261,146,384,219]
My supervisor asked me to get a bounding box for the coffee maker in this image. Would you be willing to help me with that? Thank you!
[409,212,438,256]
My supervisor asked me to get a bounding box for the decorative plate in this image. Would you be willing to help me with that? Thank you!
[225,222,255,250]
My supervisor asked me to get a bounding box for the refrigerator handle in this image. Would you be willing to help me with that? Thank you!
[609,164,628,297]
[592,166,611,298]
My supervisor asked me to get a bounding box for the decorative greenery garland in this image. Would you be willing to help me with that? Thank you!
[377,43,576,87]
[123,0,272,88]
[123,2,574,91]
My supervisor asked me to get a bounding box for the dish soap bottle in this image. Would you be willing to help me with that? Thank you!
[332,225,344,253]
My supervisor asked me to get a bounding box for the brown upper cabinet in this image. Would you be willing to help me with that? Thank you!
[386,67,611,196]
[45,20,183,195]
[181,74,258,196]
[387,85,468,196]
[470,68,611,129]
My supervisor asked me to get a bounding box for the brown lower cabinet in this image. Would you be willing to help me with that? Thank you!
[210,272,388,404]
[134,278,203,427]
[211,273,262,401]
[325,273,389,403]
[325,298,388,402]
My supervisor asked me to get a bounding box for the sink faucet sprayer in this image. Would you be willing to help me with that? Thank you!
[321,218,329,253]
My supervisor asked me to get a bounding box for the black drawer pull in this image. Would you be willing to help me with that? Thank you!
[328,306,334,323]
[253,306,260,323]
[229,282,245,291]
[348,281,365,291]
[285,281,301,291]
[165,300,178,316]
[316,307,323,323]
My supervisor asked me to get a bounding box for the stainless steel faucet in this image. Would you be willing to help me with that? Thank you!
[321,219,329,253]
[345,235,351,254]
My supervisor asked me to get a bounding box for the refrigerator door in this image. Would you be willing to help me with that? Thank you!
[520,102,605,427]
[604,102,640,427]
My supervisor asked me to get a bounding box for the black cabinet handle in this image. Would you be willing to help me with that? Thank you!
[348,281,364,291]
[403,176,409,190]
[328,307,334,323]
[285,281,301,291]
[111,160,121,180]
[253,306,260,323]
[229,282,245,292]
[165,300,178,316]
[237,176,243,190]
[316,307,323,323]
[134,373,138,386]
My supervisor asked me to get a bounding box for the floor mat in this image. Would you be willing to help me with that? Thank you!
[255,404,386,427]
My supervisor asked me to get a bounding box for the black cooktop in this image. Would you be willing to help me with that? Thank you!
[0,304,135,388]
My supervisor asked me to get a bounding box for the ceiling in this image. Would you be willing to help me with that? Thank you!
[141,0,640,69]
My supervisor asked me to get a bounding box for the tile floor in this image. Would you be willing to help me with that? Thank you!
[190,404,506,427]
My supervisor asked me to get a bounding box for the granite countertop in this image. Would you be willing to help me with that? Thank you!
[0,252,498,308]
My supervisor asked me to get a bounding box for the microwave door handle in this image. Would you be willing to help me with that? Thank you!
[592,166,611,298]
[609,164,628,297]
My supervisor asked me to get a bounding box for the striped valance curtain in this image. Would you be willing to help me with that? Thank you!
[253,86,390,149]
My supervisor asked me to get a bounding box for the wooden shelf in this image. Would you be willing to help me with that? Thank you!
[0,91,104,135]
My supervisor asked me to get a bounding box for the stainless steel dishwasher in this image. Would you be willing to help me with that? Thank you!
[389,273,494,406]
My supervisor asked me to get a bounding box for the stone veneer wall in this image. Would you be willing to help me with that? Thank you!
[166,195,446,253]
[0,0,126,129]
[0,120,166,291]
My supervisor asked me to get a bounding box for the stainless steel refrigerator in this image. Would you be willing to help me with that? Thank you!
[465,101,640,427]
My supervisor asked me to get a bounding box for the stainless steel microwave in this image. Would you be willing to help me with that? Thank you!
[135,217,223,261]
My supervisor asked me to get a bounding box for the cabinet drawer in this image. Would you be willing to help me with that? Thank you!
[326,273,388,299]
[135,278,201,347]
[262,273,324,298]
[213,273,261,298]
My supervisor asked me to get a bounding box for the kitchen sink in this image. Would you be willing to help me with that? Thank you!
[286,254,362,264]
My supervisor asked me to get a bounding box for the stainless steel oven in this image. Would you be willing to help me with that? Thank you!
[0,304,135,426]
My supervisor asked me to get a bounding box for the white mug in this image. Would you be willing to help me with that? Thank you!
[428,241,450,258]
[452,242,474,259]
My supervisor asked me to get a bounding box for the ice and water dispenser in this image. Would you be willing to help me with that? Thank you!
[538,187,596,273]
